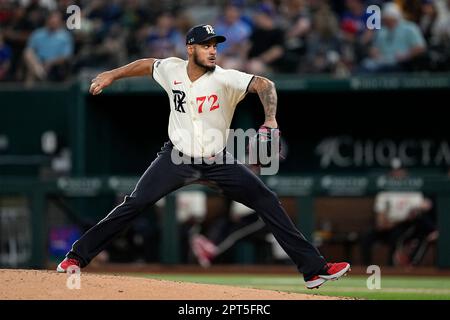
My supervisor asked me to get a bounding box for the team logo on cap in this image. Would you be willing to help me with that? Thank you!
[203,25,215,34]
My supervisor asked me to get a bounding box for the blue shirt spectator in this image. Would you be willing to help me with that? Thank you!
[340,0,372,36]
[0,37,11,64]
[23,11,74,84]
[215,4,252,55]
[373,16,426,65]
[145,13,184,58]
[27,27,73,63]
[0,32,12,80]
[361,3,426,72]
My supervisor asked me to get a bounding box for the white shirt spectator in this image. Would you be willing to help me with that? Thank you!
[374,192,425,224]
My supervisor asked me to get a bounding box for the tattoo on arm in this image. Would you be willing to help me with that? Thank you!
[248,76,277,121]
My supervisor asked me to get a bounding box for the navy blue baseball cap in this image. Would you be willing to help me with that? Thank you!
[185,24,226,45]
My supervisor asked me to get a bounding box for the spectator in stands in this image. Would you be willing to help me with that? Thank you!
[279,0,311,73]
[337,0,376,74]
[244,3,285,75]
[17,0,47,28]
[339,18,364,75]
[23,11,73,85]
[76,22,128,71]
[419,0,439,44]
[340,0,374,45]
[395,0,423,23]
[340,0,370,34]
[360,159,434,266]
[172,10,194,60]
[303,1,342,74]
[87,0,123,38]
[144,12,184,58]
[359,2,427,73]
[0,0,15,28]
[120,0,151,31]
[174,10,195,38]
[2,0,449,81]
[431,0,450,70]
[120,0,152,60]
[214,2,252,70]
[2,2,46,81]
[0,30,12,80]
[393,204,438,267]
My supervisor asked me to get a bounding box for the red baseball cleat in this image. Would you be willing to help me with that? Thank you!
[191,234,218,268]
[56,258,81,273]
[305,262,351,289]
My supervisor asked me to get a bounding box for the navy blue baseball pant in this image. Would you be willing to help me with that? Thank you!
[67,141,326,279]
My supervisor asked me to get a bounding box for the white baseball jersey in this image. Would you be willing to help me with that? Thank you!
[374,191,424,223]
[152,57,254,158]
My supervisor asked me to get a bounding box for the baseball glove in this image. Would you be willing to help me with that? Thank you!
[249,125,282,167]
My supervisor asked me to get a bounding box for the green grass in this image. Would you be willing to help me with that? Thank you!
[125,273,450,300]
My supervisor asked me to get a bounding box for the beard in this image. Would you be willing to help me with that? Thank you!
[193,50,216,72]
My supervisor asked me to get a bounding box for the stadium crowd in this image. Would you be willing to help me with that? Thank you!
[0,0,449,84]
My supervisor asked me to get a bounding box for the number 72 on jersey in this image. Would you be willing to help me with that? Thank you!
[197,94,219,113]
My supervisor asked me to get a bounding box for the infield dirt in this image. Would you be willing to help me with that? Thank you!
[0,269,345,300]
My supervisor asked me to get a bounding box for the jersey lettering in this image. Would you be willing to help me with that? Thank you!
[208,94,219,111]
[172,90,186,113]
[196,94,219,113]
[197,96,206,113]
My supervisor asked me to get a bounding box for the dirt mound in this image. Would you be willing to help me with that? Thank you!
[0,269,345,300]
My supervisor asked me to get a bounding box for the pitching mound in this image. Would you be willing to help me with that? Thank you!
[0,269,347,300]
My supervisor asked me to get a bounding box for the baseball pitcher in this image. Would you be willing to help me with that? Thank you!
[57,24,350,289]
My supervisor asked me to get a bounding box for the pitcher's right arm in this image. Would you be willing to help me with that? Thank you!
[89,58,156,95]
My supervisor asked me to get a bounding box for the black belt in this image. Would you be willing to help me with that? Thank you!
[167,140,226,163]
